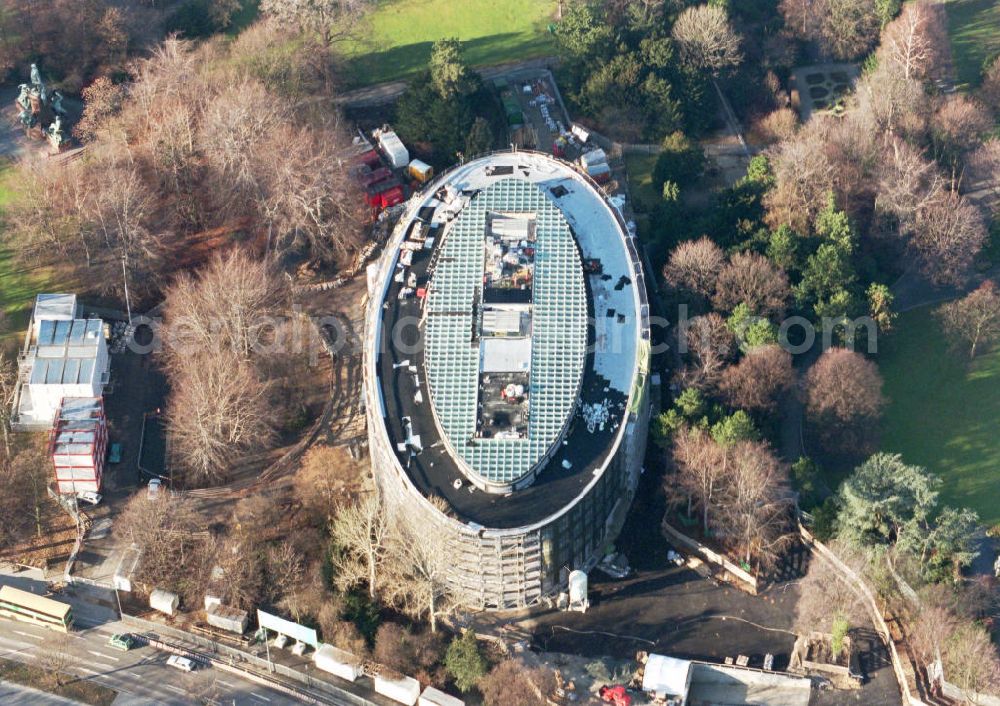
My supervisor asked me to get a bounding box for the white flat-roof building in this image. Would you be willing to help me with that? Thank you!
[11,294,110,431]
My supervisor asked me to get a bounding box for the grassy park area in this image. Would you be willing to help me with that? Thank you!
[0,164,60,348]
[945,0,1000,88]
[343,0,556,86]
[623,153,661,214]
[878,306,1000,526]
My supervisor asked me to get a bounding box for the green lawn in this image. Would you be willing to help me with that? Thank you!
[945,0,1000,89]
[343,0,557,86]
[0,164,60,349]
[878,306,1000,526]
[624,153,660,214]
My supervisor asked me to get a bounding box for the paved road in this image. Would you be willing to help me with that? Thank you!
[0,569,300,705]
[0,619,301,705]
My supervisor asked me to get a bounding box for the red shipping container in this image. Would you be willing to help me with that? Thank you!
[380,185,405,208]
[358,167,392,188]
[355,149,381,168]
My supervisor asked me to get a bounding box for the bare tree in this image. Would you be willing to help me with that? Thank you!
[716,440,793,570]
[805,348,886,422]
[937,281,1000,359]
[875,137,946,226]
[384,504,453,633]
[794,542,869,634]
[662,236,724,299]
[670,4,743,74]
[163,250,287,363]
[0,444,50,549]
[879,1,947,82]
[720,345,795,414]
[115,491,207,601]
[329,491,392,601]
[712,251,790,319]
[966,138,1000,202]
[750,108,799,146]
[909,189,987,286]
[677,313,735,391]
[909,601,958,671]
[479,659,554,706]
[805,348,886,452]
[166,349,276,485]
[269,541,309,621]
[0,355,15,459]
[255,120,365,263]
[259,0,369,49]
[854,62,928,141]
[780,0,879,60]
[819,0,880,61]
[930,95,994,188]
[667,426,727,532]
[944,622,1000,701]
[764,121,838,233]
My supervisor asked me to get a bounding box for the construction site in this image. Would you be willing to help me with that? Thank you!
[364,150,651,611]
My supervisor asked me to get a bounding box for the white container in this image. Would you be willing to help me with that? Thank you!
[375,673,421,705]
[378,131,410,169]
[149,589,178,616]
[314,644,363,682]
[206,604,248,634]
[419,686,465,706]
[579,148,608,168]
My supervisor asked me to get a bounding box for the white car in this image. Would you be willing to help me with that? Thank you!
[77,492,102,506]
[166,654,195,672]
[147,479,162,500]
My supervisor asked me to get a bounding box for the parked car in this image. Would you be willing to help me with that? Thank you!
[108,633,135,651]
[147,478,162,500]
[166,654,195,672]
[107,443,122,464]
[77,491,102,506]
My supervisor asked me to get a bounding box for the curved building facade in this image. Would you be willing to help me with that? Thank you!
[363,151,650,610]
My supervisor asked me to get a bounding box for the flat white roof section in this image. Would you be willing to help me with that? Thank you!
[480,337,532,373]
[33,293,76,322]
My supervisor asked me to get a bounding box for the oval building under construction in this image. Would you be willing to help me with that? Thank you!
[363,151,650,610]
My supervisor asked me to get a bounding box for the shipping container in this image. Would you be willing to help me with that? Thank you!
[588,162,612,183]
[314,644,363,682]
[355,149,381,169]
[358,167,393,188]
[205,604,248,634]
[408,159,434,183]
[375,673,421,705]
[377,130,410,169]
[380,185,406,208]
[419,686,465,706]
[150,589,179,616]
[580,148,608,168]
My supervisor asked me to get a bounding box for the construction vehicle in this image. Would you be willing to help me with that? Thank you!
[599,684,632,706]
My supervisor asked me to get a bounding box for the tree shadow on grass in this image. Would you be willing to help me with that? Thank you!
[345,32,553,87]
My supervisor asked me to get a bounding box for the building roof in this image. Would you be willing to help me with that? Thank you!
[51,397,104,456]
[29,319,103,386]
[642,654,692,698]
[371,152,648,525]
[33,293,77,322]
[423,178,588,486]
